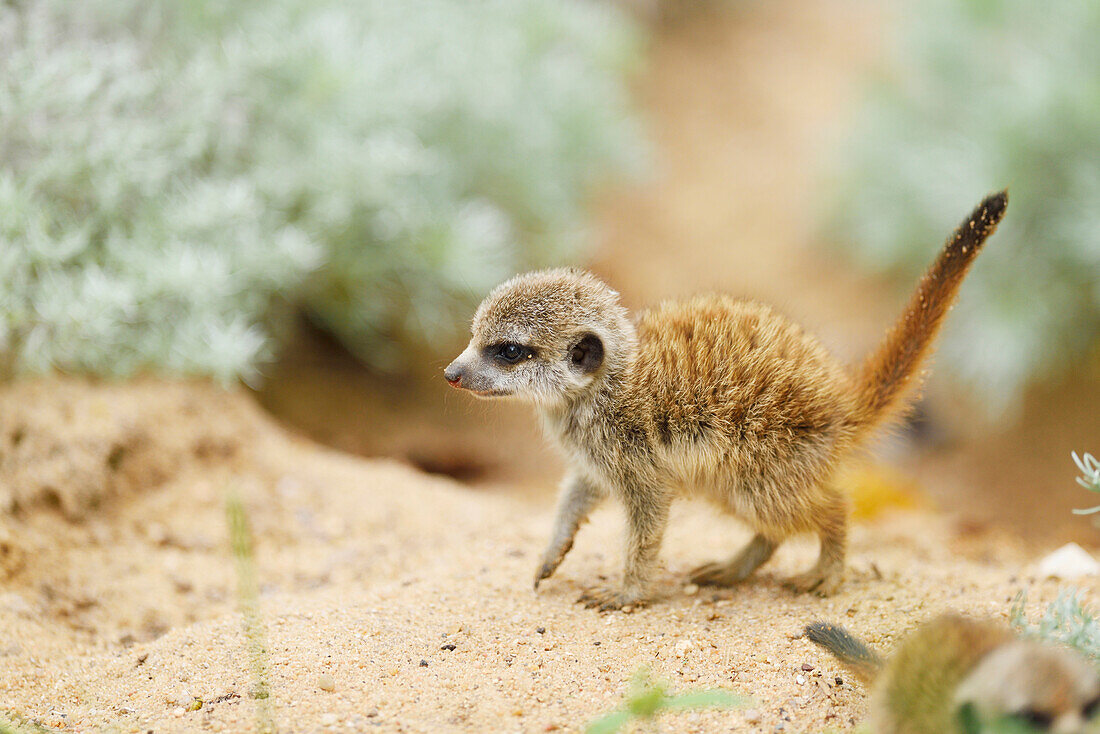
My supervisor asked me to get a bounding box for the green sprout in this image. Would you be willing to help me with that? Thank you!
[1072,452,1100,515]
[226,490,276,733]
[586,668,747,734]
[0,712,52,734]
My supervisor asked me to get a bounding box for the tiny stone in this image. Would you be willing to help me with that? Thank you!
[795,674,806,685]
[419,659,429,667]
[536,627,546,635]
[683,583,699,596]
[441,644,456,651]
[186,698,203,712]
[593,641,601,646]
[835,676,844,686]
[801,663,814,672]
[318,673,335,692]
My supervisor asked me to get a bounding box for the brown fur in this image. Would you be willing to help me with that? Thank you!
[806,615,1100,734]
[445,192,1007,608]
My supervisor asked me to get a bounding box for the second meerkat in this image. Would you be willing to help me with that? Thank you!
[445,191,1007,609]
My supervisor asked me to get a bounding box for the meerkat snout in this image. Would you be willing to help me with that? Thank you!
[955,641,1100,733]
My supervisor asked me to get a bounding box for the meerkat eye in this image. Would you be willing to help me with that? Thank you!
[494,342,531,364]
[1012,708,1054,730]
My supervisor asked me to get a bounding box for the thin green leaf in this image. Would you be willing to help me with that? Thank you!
[586,710,631,734]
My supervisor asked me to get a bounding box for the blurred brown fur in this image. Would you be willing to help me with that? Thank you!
[807,615,1100,733]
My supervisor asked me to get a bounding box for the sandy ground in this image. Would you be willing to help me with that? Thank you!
[2,378,1099,734]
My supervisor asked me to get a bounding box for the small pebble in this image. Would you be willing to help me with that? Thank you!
[683,583,699,596]
[795,674,806,685]
[800,663,814,672]
[419,659,429,667]
[318,673,335,692]
[835,676,844,686]
[536,627,546,635]
[441,644,456,651]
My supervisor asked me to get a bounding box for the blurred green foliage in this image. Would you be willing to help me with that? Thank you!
[1011,589,1100,668]
[824,0,1100,413]
[0,0,643,381]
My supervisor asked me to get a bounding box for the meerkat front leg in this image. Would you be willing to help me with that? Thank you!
[534,473,605,589]
[579,484,671,611]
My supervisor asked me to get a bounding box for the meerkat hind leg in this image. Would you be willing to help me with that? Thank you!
[783,490,847,597]
[689,533,778,587]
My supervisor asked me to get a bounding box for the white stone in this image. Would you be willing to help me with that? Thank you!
[1037,543,1100,579]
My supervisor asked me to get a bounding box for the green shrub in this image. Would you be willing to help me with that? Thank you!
[823,0,1100,413]
[0,0,643,380]
[1011,589,1100,668]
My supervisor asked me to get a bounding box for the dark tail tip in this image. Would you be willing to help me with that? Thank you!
[949,188,1009,258]
[978,189,1009,227]
[803,621,884,683]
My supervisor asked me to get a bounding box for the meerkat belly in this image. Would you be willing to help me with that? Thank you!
[633,295,858,517]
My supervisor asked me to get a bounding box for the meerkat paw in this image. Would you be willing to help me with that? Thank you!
[533,539,574,590]
[784,568,844,597]
[689,561,743,587]
[577,586,644,612]
[689,535,777,587]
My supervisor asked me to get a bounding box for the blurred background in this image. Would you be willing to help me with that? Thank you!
[3,0,1099,544]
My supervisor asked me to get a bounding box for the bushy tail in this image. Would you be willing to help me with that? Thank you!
[804,621,885,684]
[851,190,1008,431]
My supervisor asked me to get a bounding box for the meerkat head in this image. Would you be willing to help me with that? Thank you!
[954,641,1100,733]
[444,268,635,405]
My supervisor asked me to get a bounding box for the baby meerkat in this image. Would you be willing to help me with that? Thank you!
[805,615,1100,733]
[445,191,1006,609]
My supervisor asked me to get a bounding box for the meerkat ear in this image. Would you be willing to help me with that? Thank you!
[569,333,604,374]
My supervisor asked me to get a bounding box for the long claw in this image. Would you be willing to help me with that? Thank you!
[533,561,556,591]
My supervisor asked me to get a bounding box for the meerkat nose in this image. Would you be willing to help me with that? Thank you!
[443,363,465,388]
